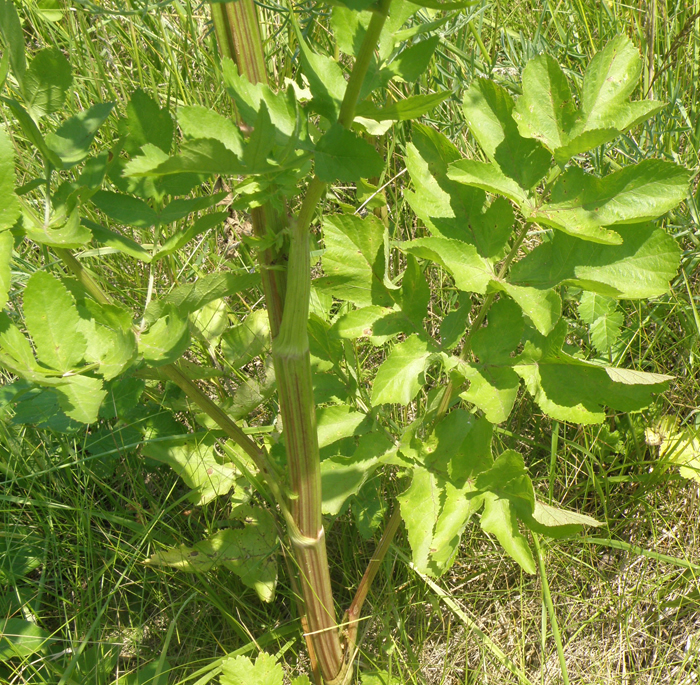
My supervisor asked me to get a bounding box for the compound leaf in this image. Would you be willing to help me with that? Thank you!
[0,127,21,231]
[220,652,283,685]
[55,374,106,424]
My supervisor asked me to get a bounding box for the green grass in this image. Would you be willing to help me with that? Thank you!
[2,0,700,683]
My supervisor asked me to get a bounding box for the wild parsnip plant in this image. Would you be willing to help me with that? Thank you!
[0,0,693,683]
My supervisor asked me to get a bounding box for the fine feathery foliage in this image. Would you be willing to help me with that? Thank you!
[0,0,692,681]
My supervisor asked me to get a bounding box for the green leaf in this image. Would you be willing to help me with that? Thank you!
[371,334,434,405]
[221,309,270,369]
[154,212,227,260]
[227,357,276,420]
[398,466,440,572]
[317,404,371,449]
[317,213,393,307]
[24,47,72,118]
[23,207,93,248]
[315,124,384,182]
[460,298,523,423]
[0,230,11,309]
[513,37,664,163]
[125,137,243,179]
[139,304,190,366]
[510,223,681,299]
[356,91,450,122]
[400,237,493,293]
[145,505,277,601]
[400,255,430,328]
[480,492,536,574]
[512,54,578,154]
[532,161,689,244]
[447,159,530,205]
[0,127,21,231]
[243,102,275,169]
[404,126,513,259]
[0,50,8,90]
[321,433,393,515]
[513,320,671,423]
[158,192,227,225]
[146,271,259,323]
[77,305,137,380]
[55,374,106,424]
[576,35,663,135]
[220,652,283,685]
[2,97,62,166]
[125,89,173,154]
[0,0,26,88]
[142,433,241,505]
[331,305,393,339]
[91,190,158,228]
[498,282,562,335]
[0,618,50,661]
[24,271,86,372]
[45,102,114,168]
[84,219,152,263]
[118,660,171,685]
[475,450,535,517]
[439,294,471,350]
[579,292,622,354]
[462,78,551,190]
[0,312,39,372]
[178,104,244,157]
[293,29,346,121]
[525,500,602,538]
[384,35,440,83]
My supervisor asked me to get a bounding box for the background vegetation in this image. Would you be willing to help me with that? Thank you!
[1,0,699,683]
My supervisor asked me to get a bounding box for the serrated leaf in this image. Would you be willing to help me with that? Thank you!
[139,304,189,366]
[404,126,513,260]
[0,127,21,231]
[0,0,25,88]
[371,334,434,405]
[221,309,270,369]
[400,255,430,328]
[578,291,615,324]
[220,652,283,685]
[576,35,662,135]
[447,159,530,205]
[91,190,158,228]
[589,308,623,354]
[146,271,259,323]
[317,213,393,307]
[480,492,536,574]
[84,219,152,263]
[646,416,700,483]
[510,223,681,299]
[400,237,494,294]
[155,212,227,260]
[321,433,392,515]
[0,618,50,660]
[315,124,383,182]
[440,294,471,350]
[384,34,439,83]
[317,404,371,449]
[178,105,244,156]
[55,374,106,424]
[514,320,670,423]
[23,207,93,248]
[532,161,689,244]
[356,91,450,122]
[462,78,551,189]
[125,89,173,154]
[0,231,11,309]
[2,98,62,167]
[512,54,578,153]
[145,505,277,601]
[24,47,72,118]
[24,271,86,372]
[0,312,39,372]
[498,282,562,335]
[228,357,276,420]
[142,433,240,504]
[398,466,440,572]
[525,500,602,538]
[45,102,114,168]
[331,305,393,339]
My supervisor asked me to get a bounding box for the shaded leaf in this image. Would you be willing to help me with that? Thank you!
[315,124,383,182]
[24,47,72,118]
